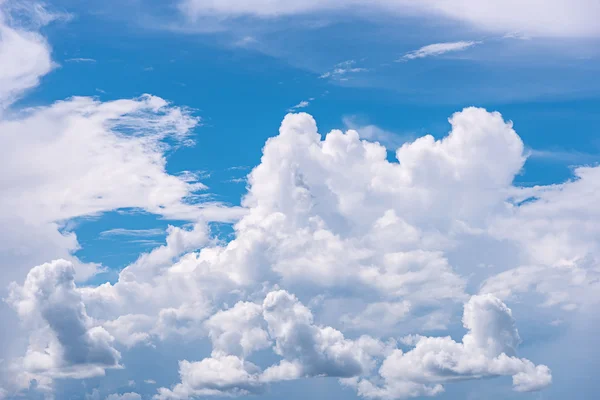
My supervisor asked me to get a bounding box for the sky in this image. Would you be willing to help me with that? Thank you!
[1,0,600,399]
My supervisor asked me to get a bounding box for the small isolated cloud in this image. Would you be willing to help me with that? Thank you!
[65,57,96,63]
[320,60,367,80]
[399,41,480,61]
[144,380,157,385]
[288,100,310,111]
[99,228,165,239]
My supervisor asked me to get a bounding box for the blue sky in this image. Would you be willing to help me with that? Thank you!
[1,1,600,400]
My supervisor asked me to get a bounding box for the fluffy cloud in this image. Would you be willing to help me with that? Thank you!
[178,0,600,38]
[155,356,264,399]
[350,295,551,399]
[262,290,388,378]
[205,301,271,358]
[157,290,392,398]
[158,292,550,399]
[6,259,121,392]
[1,5,596,397]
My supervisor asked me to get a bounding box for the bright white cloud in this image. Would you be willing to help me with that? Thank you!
[155,356,264,399]
[8,104,598,399]
[349,295,551,399]
[205,301,271,358]
[400,41,480,60]
[178,0,600,38]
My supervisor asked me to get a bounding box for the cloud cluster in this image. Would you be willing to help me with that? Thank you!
[5,99,594,399]
[158,291,549,400]
[349,295,551,399]
[10,103,593,397]
[3,2,600,399]
[6,260,121,392]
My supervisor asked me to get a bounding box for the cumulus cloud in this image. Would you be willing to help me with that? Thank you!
[1,12,594,396]
[349,295,551,399]
[159,291,550,399]
[262,290,388,378]
[6,260,121,392]
[399,41,480,61]
[178,0,600,38]
[205,301,271,358]
[5,105,587,399]
[155,356,264,399]
[157,290,391,398]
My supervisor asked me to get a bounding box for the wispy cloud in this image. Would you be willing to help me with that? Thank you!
[320,60,368,80]
[288,100,310,111]
[227,177,247,184]
[399,41,480,61]
[234,36,258,47]
[227,165,250,171]
[65,57,96,63]
[99,228,165,238]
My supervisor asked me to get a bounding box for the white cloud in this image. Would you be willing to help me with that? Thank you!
[157,290,392,398]
[350,295,551,399]
[399,41,480,61]
[288,100,310,111]
[205,301,271,358]
[6,260,121,393]
[65,57,96,63]
[1,12,595,396]
[178,0,600,38]
[320,60,367,80]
